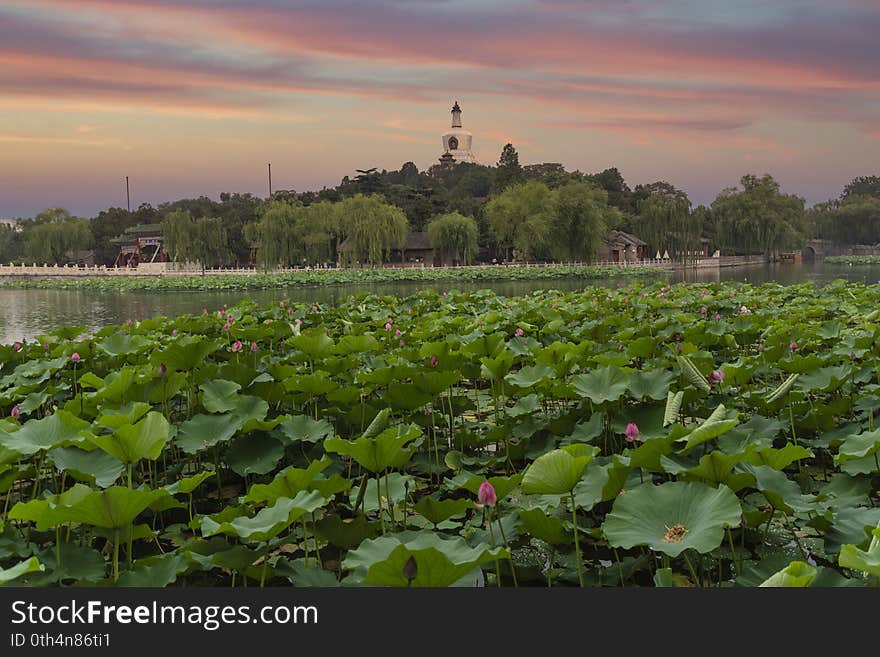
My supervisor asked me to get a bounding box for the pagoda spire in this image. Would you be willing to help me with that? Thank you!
[451,101,462,128]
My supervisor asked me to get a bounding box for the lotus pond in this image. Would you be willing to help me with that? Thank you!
[1,280,879,588]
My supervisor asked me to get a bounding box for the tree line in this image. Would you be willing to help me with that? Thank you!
[2,144,878,267]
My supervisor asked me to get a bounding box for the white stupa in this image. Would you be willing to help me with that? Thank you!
[439,101,476,165]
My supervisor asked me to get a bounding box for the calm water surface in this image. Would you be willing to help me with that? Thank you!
[2,262,878,344]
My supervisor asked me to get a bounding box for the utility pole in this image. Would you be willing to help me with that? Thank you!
[125,176,131,212]
[268,163,272,198]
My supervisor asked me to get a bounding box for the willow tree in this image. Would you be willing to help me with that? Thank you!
[549,181,619,262]
[484,181,554,261]
[161,209,195,264]
[299,201,341,264]
[23,209,93,264]
[161,210,230,272]
[337,194,408,266]
[427,212,479,265]
[711,174,805,256]
[250,201,301,271]
[633,182,694,263]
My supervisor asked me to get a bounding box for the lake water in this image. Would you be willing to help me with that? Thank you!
[2,261,879,345]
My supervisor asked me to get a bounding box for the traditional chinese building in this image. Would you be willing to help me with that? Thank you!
[111,223,166,267]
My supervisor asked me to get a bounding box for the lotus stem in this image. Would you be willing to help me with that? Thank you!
[569,491,584,587]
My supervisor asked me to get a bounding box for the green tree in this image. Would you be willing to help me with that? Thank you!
[493,143,524,192]
[22,209,92,264]
[337,194,409,266]
[0,223,25,263]
[632,182,695,262]
[427,212,479,265]
[160,210,196,265]
[842,176,880,200]
[250,201,300,271]
[587,167,634,214]
[484,181,554,261]
[550,181,619,262]
[711,174,806,255]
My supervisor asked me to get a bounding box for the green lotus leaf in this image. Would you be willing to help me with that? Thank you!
[149,335,222,373]
[24,543,106,585]
[57,486,164,530]
[412,370,461,396]
[199,379,242,413]
[505,364,555,389]
[164,470,214,496]
[314,513,379,550]
[676,404,739,452]
[834,428,880,465]
[288,330,335,361]
[680,450,753,491]
[603,481,742,557]
[571,366,629,404]
[324,424,422,473]
[48,446,123,488]
[822,507,880,556]
[175,395,269,454]
[343,531,508,587]
[838,523,880,577]
[245,458,346,505]
[117,553,190,587]
[744,444,812,470]
[8,484,95,531]
[0,557,44,584]
[522,445,599,495]
[97,333,150,357]
[225,433,284,477]
[458,473,523,502]
[200,490,326,543]
[278,415,334,444]
[759,561,817,587]
[0,410,89,456]
[517,507,571,545]
[628,370,675,401]
[95,402,152,430]
[88,411,170,464]
[413,495,473,526]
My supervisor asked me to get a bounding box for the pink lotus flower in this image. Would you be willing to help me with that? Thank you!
[515,327,524,337]
[203,308,208,315]
[715,313,721,321]
[700,306,707,314]
[43,343,49,350]
[71,352,80,363]
[171,329,178,336]
[399,339,405,347]
[311,305,318,312]
[384,322,392,331]
[708,369,725,386]
[126,319,132,326]
[231,340,243,352]
[430,355,439,367]
[758,342,765,353]
[287,307,293,314]
[157,363,167,378]
[219,309,226,317]
[477,480,497,507]
[251,342,258,352]
[10,405,20,419]
[223,321,231,331]
[624,422,640,443]
[280,301,285,308]
[295,318,302,325]
[406,308,413,315]
[789,341,799,352]
[395,329,401,336]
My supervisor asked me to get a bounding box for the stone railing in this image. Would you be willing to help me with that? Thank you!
[0,259,680,278]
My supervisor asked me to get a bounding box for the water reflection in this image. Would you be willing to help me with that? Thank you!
[2,261,878,344]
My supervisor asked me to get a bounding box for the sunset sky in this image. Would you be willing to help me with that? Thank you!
[1,0,878,218]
